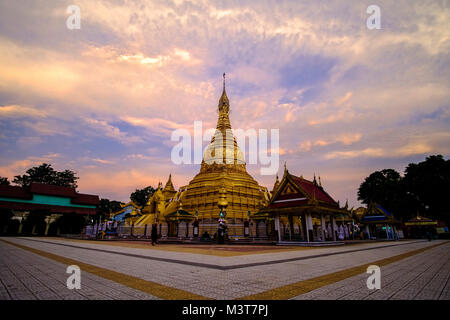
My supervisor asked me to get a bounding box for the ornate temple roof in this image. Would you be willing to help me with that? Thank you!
[266,166,341,213]
[289,175,336,205]
[360,203,400,224]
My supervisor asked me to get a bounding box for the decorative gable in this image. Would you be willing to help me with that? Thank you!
[280,182,298,196]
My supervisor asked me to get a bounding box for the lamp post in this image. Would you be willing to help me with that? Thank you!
[194,210,199,238]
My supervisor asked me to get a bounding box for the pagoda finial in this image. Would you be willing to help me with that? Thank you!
[283,162,287,175]
[223,72,226,91]
[272,175,280,192]
[217,73,230,124]
[318,175,322,187]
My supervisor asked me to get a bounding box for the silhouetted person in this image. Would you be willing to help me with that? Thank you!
[151,224,158,245]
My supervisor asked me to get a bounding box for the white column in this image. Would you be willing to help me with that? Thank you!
[365,225,371,239]
[17,217,24,234]
[307,213,313,241]
[45,216,52,235]
[320,214,326,242]
[275,216,281,243]
[305,213,312,242]
[331,216,337,241]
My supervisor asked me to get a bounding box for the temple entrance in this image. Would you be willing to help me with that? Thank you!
[312,214,323,241]
[168,222,178,237]
[256,221,267,237]
[279,215,306,241]
[178,221,187,238]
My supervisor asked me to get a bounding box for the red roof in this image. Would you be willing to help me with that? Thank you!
[290,175,337,205]
[0,201,97,215]
[29,183,77,197]
[72,193,100,206]
[268,173,338,210]
[0,185,32,200]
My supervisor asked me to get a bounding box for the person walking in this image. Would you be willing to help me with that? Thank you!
[151,224,158,246]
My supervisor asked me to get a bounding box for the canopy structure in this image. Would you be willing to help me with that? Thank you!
[360,203,401,225]
[0,183,98,215]
[405,216,437,226]
[111,201,142,222]
[165,209,196,222]
[359,203,401,240]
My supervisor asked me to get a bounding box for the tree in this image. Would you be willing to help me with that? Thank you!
[12,163,79,188]
[98,198,123,217]
[358,155,450,223]
[403,155,450,222]
[358,169,405,218]
[0,177,10,185]
[130,186,156,208]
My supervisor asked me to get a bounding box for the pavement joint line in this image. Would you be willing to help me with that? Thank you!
[0,239,209,300]
[237,241,450,300]
[40,237,312,257]
[13,237,430,271]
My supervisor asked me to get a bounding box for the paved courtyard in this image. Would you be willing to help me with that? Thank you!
[0,237,449,300]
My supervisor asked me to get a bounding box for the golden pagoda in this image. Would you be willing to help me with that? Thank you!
[134,75,270,238]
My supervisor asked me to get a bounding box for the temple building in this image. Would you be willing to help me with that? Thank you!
[263,165,352,242]
[359,203,402,240]
[0,183,99,235]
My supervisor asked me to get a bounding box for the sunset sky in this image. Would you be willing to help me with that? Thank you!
[0,0,449,208]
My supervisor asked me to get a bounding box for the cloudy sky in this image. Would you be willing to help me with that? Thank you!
[0,0,449,207]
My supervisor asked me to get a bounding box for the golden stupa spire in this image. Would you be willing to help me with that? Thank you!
[164,173,175,191]
[216,73,231,132]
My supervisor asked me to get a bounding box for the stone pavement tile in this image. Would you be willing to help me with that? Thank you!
[0,278,11,300]
[291,242,450,300]
[2,237,448,300]
[0,241,159,300]
[414,264,450,300]
[438,274,450,300]
[388,248,448,300]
